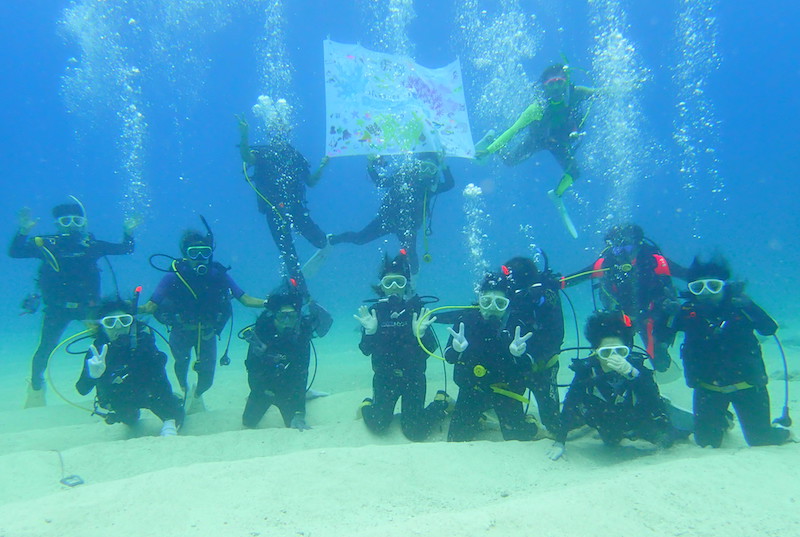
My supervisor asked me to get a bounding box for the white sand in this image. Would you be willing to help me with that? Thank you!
[1,327,799,537]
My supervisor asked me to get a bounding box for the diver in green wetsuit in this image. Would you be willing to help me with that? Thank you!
[476,64,594,236]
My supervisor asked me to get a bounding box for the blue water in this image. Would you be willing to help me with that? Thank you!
[1,0,799,363]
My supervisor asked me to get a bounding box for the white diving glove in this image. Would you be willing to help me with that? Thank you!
[509,326,533,358]
[354,305,378,335]
[447,322,469,353]
[412,307,437,339]
[604,354,637,378]
[546,441,566,461]
[87,344,108,379]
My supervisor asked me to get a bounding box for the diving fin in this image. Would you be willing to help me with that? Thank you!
[301,243,331,279]
[547,190,578,239]
[473,129,496,162]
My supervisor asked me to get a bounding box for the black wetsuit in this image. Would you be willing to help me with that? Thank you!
[563,244,680,371]
[672,291,789,447]
[510,284,565,436]
[76,326,183,426]
[445,310,538,442]
[358,295,447,441]
[247,142,327,296]
[9,230,134,389]
[558,354,673,448]
[242,312,318,428]
[149,261,240,396]
[331,157,454,274]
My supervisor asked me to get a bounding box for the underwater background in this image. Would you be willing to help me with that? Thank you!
[2,3,800,536]
[1,0,799,398]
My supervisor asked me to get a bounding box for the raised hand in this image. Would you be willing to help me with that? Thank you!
[354,305,378,335]
[509,326,533,357]
[412,307,437,338]
[447,322,468,353]
[87,343,108,379]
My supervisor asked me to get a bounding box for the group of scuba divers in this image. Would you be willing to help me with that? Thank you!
[8,61,795,458]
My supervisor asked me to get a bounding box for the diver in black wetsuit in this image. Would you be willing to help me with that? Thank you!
[445,272,538,442]
[76,299,183,436]
[330,152,455,275]
[353,252,450,441]
[502,256,565,437]
[242,282,332,430]
[546,311,675,460]
[671,255,792,448]
[9,199,137,406]
[238,115,328,299]
[561,223,683,372]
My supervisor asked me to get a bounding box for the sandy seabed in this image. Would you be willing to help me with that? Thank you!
[1,328,799,537]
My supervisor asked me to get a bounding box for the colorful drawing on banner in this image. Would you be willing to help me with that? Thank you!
[324,40,475,158]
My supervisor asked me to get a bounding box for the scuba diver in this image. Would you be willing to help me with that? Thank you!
[353,252,450,441]
[501,256,565,438]
[670,255,793,448]
[561,223,683,372]
[76,298,183,436]
[445,272,538,442]
[330,152,455,276]
[242,280,332,431]
[547,311,676,461]
[237,109,329,300]
[8,198,138,407]
[140,218,265,412]
[475,63,595,238]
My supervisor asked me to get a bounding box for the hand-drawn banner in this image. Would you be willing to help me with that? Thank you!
[324,40,474,158]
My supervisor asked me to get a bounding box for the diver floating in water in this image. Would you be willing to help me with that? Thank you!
[476,63,595,238]
[330,152,454,276]
[236,97,329,300]
[9,197,138,408]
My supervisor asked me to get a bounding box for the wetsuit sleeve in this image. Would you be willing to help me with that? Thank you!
[486,102,544,154]
[223,274,246,300]
[149,273,180,304]
[572,85,595,104]
[532,290,565,361]
[739,297,778,336]
[666,258,689,281]
[556,368,588,443]
[93,233,135,256]
[8,233,41,259]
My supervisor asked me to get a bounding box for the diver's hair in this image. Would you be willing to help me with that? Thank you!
[265,280,303,313]
[584,311,635,349]
[479,271,510,294]
[179,229,211,254]
[604,223,644,246]
[686,253,732,282]
[502,257,539,291]
[540,63,567,83]
[52,203,83,218]
[97,298,134,319]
